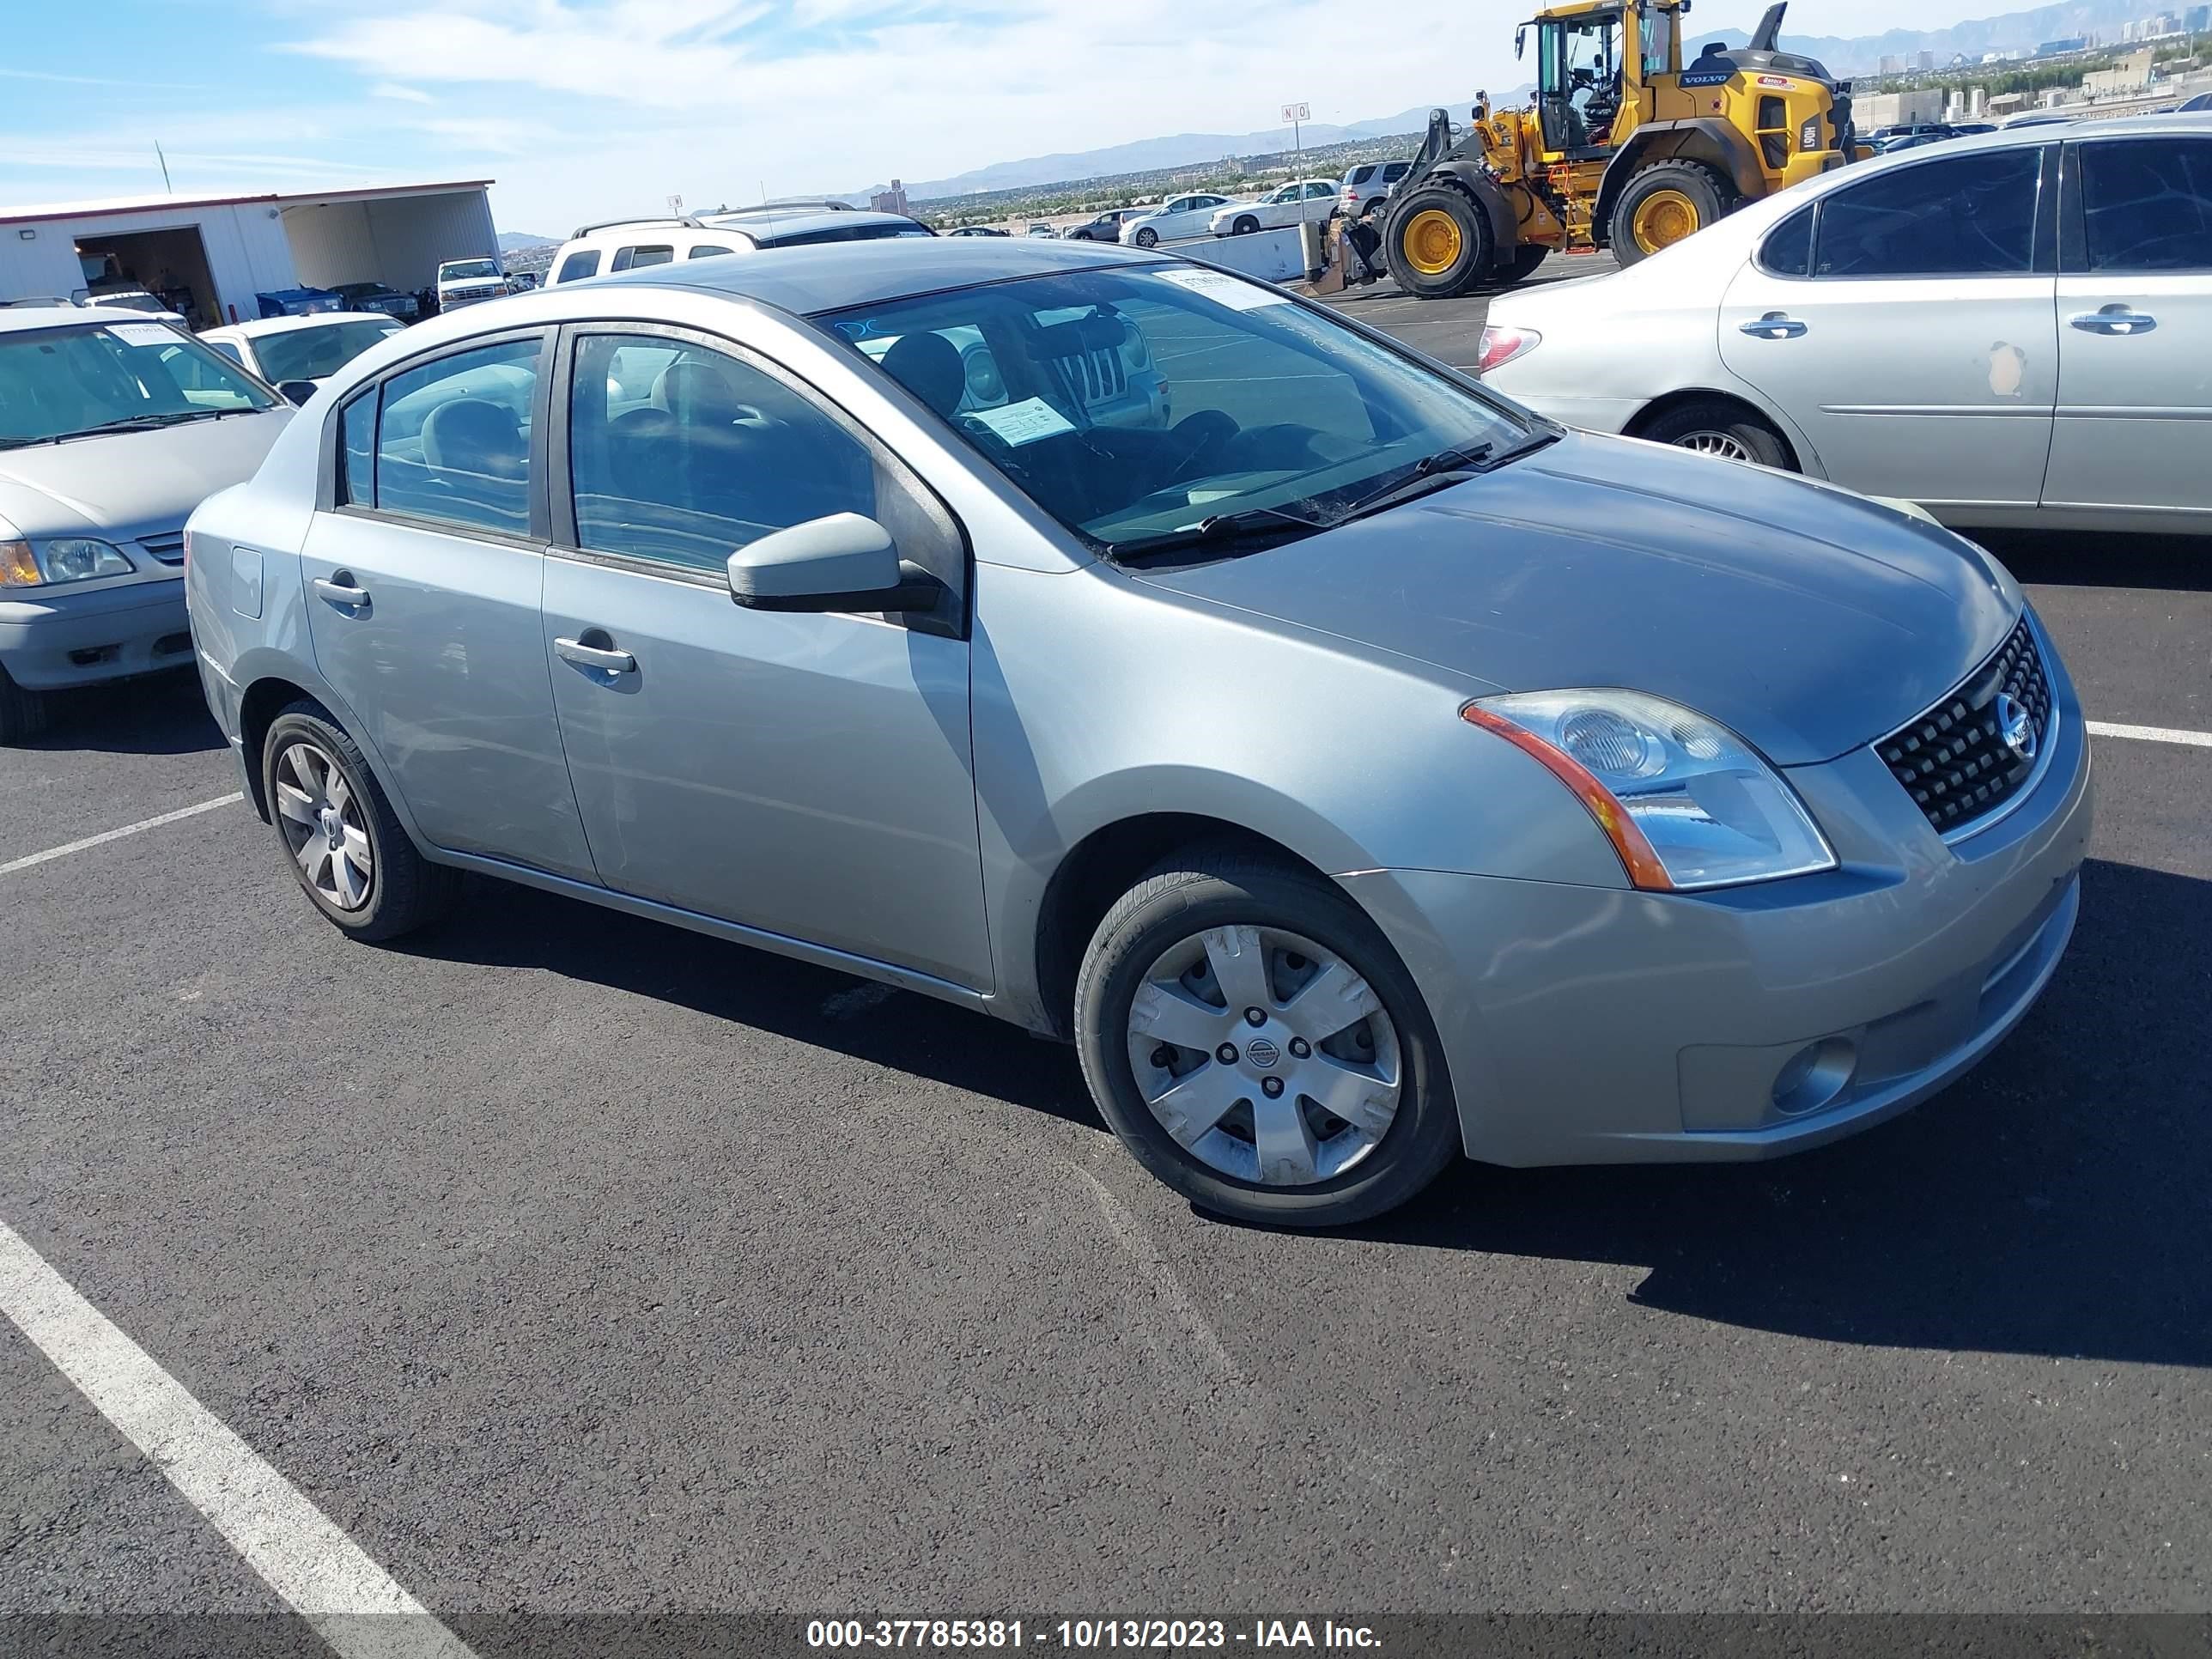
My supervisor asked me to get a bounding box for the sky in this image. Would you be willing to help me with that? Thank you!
[2,0,1985,236]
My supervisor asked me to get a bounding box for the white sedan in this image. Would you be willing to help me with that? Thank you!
[1209,179,1341,237]
[1479,113,2212,533]
[200,313,404,394]
[1117,192,1239,248]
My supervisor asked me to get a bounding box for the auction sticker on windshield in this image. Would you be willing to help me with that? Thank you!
[1152,268,1290,310]
[106,324,177,347]
[969,396,1076,447]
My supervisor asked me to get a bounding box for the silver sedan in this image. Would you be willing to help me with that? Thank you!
[1480,112,2212,534]
[186,237,2090,1227]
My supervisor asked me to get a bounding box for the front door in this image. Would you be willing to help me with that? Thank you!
[540,327,992,990]
[1718,146,2058,512]
[300,330,597,882]
[2043,134,2212,520]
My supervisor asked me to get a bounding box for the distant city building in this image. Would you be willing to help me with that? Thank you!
[1856,88,1946,126]
[2035,36,2087,56]
[1916,50,1936,69]
[1879,52,1905,74]
[2187,5,2210,31]
[872,179,908,214]
[2083,46,2156,95]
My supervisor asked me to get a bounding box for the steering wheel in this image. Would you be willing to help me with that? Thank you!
[1164,410,1238,486]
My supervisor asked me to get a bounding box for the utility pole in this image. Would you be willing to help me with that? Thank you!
[155,143,172,193]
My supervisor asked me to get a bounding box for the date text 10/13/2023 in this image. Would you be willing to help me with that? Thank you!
[807,1620,1383,1650]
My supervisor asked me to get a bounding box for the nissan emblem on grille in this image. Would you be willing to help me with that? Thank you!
[1996,694,2038,763]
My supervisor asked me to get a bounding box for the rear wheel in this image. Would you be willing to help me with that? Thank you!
[1504,245,1550,283]
[0,663,51,745]
[1635,397,1794,469]
[1075,846,1460,1228]
[1384,184,1494,299]
[1611,161,1732,265]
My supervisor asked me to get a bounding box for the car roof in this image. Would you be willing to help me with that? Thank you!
[203,312,401,341]
[0,304,184,337]
[589,234,1160,315]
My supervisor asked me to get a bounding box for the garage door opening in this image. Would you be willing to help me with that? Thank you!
[73,226,219,329]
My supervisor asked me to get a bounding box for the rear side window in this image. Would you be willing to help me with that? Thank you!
[611,244,674,272]
[1759,204,1815,276]
[373,337,541,536]
[2080,139,2212,272]
[1347,166,1375,185]
[338,391,374,507]
[688,244,734,260]
[1814,149,2042,276]
[1382,162,1410,180]
[556,249,601,283]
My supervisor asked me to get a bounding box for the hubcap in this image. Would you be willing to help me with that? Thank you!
[273,740,374,910]
[1674,428,1753,461]
[1402,209,1464,276]
[1631,188,1700,254]
[1125,925,1402,1188]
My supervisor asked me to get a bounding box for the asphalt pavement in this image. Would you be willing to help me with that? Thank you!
[3,280,2209,1653]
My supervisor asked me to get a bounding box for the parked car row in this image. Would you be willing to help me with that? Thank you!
[173,234,2091,1230]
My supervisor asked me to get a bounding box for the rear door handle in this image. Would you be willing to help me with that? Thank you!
[312,574,369,610]
[554,635,638,674]
[1739,313,1808,340]
[2069,306,2156,336]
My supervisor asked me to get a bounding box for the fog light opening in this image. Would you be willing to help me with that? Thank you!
[1771,1037,1856,1118]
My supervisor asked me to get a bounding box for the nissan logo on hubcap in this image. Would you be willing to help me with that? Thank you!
[1996,693,2037,763]
[1245,1037,1281,1070]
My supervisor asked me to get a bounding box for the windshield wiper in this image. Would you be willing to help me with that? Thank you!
[1105,504,1328,563]
[1332,442,1496,525]
[70,410,228,437]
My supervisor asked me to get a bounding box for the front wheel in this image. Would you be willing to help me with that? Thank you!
[1382,184,1493,299]
[1132,227,1158,248]
[1231,215,1261,235]
[0,662,51,745]
[1075,848,1461,1228]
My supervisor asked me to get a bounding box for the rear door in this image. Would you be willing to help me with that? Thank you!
[2042,132,2212,520]
[1718,145,2058,510]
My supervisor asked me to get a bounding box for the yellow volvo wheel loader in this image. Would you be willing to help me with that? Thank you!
[1382,0,1862,299]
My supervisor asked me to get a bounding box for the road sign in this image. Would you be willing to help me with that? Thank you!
[1281,102,1310,123]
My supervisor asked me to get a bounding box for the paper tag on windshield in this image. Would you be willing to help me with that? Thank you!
[106,324,176,347]
[969,397,1074,447]
[1152,267,1290,310]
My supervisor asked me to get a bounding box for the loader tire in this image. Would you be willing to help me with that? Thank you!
[1504,246,1550,283]
[1384,185,1494,299]
[1611,161,1732,265]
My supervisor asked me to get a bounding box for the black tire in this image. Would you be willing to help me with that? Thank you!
[261,701,455,942]
[1074,846,1461,1229]
[1504,245,1550,283]
[1132,227,1158,248]
[1231,215,1261,235]
[0,662,51,745]
[1634,397,1795,470]
[1609,160,1733,266]
[1382,183,1493,299]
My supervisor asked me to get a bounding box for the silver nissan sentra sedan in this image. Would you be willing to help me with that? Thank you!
[185,239,2092,1227]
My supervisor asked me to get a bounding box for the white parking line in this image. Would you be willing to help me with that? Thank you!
[2088,720,2212,750]
[0,1219,477,1659]
[0,793,241,878]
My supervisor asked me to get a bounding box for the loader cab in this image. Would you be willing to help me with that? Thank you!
[1529,0,1683,158]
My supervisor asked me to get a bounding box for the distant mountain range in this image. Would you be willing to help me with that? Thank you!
[855,0,2179,202]
[497,230,556,252]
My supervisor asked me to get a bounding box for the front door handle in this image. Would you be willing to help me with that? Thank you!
[554,635,638,674]
[312,574,370,610]
[2069,306,2156,336]
[1739,312,1808,340]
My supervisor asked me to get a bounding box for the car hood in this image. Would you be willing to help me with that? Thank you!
[1131,431,2019,767]
[0,409,291,542]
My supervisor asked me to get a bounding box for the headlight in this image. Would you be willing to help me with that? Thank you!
[1463,690,1835,891]
[1476,325,1540,374]
[0,537,136,589]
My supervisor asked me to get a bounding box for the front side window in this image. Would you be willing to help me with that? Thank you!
[0,322,275,447]
[556,249,602,283]
[567,332,884,574]
[1641,5,1675,77]
[2080,139,2212,272]
[1814,149,2042,277]
[373,336,541,536]
[830,266,1535,554]
[251,320,400,386]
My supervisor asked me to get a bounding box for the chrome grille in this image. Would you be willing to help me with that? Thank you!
[1058,347,1126,404]
[1878,617,2051,836]
[138,530,187,566]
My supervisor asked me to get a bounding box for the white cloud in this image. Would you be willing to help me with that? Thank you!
[370,82,434,103]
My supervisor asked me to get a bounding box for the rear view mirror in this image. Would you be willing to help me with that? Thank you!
[277,380,319,406]
[726,513,941,613]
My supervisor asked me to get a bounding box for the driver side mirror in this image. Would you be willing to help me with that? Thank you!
[277,380,319,407]
[726,513,943,615]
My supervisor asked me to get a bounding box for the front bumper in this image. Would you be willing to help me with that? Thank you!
[0,577,195,690]
[1343,629,2094,1167]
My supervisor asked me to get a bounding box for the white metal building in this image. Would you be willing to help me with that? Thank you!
[0,180,498,330]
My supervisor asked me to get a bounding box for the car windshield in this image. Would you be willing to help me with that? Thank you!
[440,260,499,280]
[250,319,401,384]
[824,265,1537,553]
[0,320,276,447]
